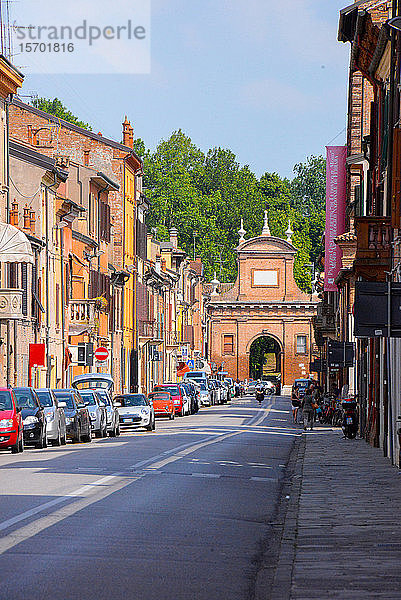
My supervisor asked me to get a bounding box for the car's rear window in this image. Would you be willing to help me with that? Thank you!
[0,391,13,411]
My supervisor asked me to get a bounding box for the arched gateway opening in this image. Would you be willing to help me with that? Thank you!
[249,336,282,381]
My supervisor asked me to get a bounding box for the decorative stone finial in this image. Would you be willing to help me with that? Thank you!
[211,272,220,296]
[262,210,271,236]
[285,219,293,243]
[238,218,246,243]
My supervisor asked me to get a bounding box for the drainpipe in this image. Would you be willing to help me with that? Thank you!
[60,227,66,388]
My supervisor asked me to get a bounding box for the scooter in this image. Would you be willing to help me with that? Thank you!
[341,399,358,439]
[256,390,265,404]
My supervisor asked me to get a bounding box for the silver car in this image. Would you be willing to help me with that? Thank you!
[79,390,107,438]
[95,389,120,437]
[71,373,120,437]
[35,389,67,446]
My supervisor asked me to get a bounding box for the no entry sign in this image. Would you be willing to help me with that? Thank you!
[94,347,109,362]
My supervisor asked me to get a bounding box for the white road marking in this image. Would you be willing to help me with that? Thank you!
[191,473,221,479]
[0,399,275,551]
[250,476,278,482]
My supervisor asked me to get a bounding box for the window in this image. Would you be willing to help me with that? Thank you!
[296,335,307,355]
[99,200,111,242]
[223,334,234,354]
[253,270,278,286]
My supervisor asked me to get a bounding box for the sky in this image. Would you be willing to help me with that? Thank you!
[18,0,351,179]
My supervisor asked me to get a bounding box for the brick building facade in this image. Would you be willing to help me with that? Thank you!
[207,216,318,385]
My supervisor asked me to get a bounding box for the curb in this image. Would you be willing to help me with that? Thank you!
[268,434,305,600]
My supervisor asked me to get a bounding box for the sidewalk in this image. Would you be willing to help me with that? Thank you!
[271,427,401,600]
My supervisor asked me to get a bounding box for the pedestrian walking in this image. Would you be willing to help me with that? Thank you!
[302,384,318,431]
[291,383,301,423]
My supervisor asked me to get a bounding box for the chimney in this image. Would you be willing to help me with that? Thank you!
[170,227,178,249]
[122,116,134,149]
[10,200,19,226]
[30,210,36,234]
[23,205,30,230]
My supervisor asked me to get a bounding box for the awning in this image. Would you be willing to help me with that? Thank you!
[0,222,34,264]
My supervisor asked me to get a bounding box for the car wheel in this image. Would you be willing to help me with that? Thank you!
[152,418,156,431]
[109,424,116,437]
[52,427,61,447]
[35,429,45,449]
[61,430,67,445]
[19,434,24,453]
[101,422,107,438]
[169,411,175,420]
[11,436,20,454]
[95,429,102,438]
[116,424,121,436]
[73,426,81,444]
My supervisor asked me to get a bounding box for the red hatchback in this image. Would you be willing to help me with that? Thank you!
[153,384,184,416]
[149,392,175,420]
[0,389,24,454]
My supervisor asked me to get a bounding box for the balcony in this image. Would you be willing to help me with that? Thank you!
[0,289,23,320]
[354,216,392,281]
[69,299,98,335]
[313,302,336,346]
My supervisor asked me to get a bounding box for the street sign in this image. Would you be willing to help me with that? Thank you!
[94,346,109,362]
[187,359,194,369]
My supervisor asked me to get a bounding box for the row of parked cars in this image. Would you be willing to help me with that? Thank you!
[0,372,233,455]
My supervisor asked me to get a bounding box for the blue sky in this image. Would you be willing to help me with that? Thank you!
[20,0,350,179]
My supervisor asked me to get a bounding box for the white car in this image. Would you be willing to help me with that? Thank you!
[180,390,191,416]
[114,394,155,431]
[199,383,212,406]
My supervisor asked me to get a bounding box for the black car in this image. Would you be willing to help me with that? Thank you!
[53,389,91,443]
[13,387,47,449]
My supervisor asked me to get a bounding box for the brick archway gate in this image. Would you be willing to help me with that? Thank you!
[248,335,282,381]
[206,224,318,387]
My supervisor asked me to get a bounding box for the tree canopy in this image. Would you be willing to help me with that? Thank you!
[31,98,92,131]
[143,131,325,291]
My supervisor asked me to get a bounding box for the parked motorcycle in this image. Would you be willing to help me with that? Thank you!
[341,399,358,439]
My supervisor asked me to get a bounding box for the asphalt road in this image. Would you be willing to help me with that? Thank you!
[0,394,300,600]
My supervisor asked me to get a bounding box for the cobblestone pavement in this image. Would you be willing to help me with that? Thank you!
[270,425,401,600]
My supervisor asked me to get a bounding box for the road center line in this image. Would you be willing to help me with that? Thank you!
[0,401,273,545]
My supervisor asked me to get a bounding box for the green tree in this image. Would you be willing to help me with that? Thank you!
[290,155,326,212]
[31,97,92,131]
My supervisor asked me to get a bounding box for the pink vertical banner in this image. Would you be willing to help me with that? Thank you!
[324,146,346,291]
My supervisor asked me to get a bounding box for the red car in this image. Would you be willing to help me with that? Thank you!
[152,383,184,416]
[0,389,24,454]
[149,391,175,420]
